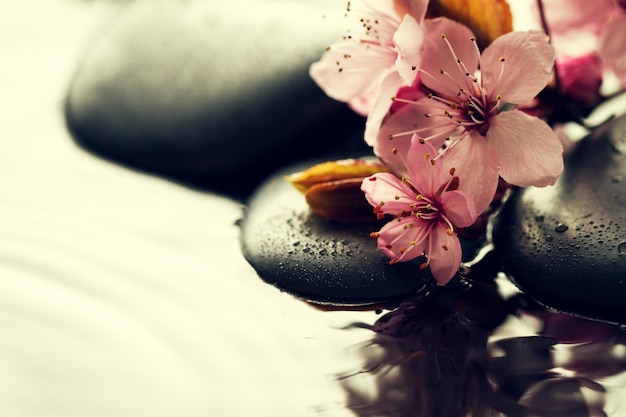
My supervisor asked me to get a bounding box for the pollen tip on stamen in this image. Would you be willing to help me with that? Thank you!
[470,37,475,42]
[394,195,400,200]
[446,228,454,236]
[499,56,505,62]
[392,147,398,155]
[442,244,449,251]
[430,159,435,166]
[368,176,377,181]
[440,33,446,39]
[424,153,430,160]
[419,261,428,270]
[389,259,398,265]
[411,65,417,70]
[377,213,385,220]
[390,96,396,101]
[388,134,394,140]
[370,232,379,238]
[416,194,423,200]
[418,138,425,144]
[449,167,456,176]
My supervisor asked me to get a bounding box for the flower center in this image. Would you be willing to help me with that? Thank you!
[388,33,507,153]
[423,35,504,137]
[398,168,457,235]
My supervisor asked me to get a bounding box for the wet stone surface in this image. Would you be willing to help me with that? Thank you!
[493,114,626,326]
[64,0,367,198]
[240,159,486,307]
[240,159,431,307]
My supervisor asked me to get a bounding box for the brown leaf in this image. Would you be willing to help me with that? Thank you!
[285,159,388,194]
[304,178,378,223]
[427,0,513,48]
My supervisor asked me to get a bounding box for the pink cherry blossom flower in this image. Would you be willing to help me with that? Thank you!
[555,54,603,104]
[309,0,428,116]
[532,0,626,99]
[361,138,478,285]
[371,18,563,200]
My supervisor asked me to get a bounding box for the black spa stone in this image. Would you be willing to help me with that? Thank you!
[240,159,486,307]
[64,0,367,198]
[240,162,429,307]
[493,114,626,326]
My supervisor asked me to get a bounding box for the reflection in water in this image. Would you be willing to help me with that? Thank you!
[337,250,626,417]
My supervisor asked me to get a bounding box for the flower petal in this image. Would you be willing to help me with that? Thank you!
[393,15,424,85]
[442,134,499,214]
[481,30,555,104]
[487,110,564,187]
[309,41,395,104]
[372,97,450,175]
[360,173,416,215]
[405,138,442,197]
[439,190,477,228]
[309,0,404,108]
[376,216,429,263]
[364,71,406,146]
[427,222,462,285]
[420,18,479,98]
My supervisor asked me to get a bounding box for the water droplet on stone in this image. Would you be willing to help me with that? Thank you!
[555,223,569,233]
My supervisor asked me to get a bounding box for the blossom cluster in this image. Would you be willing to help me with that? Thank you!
[306,0,626,286]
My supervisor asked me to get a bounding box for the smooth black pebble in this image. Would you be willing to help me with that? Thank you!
[240,160,431,307]
[240,158,488,307]
[65,0,367,198]
[493,114,626,325]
